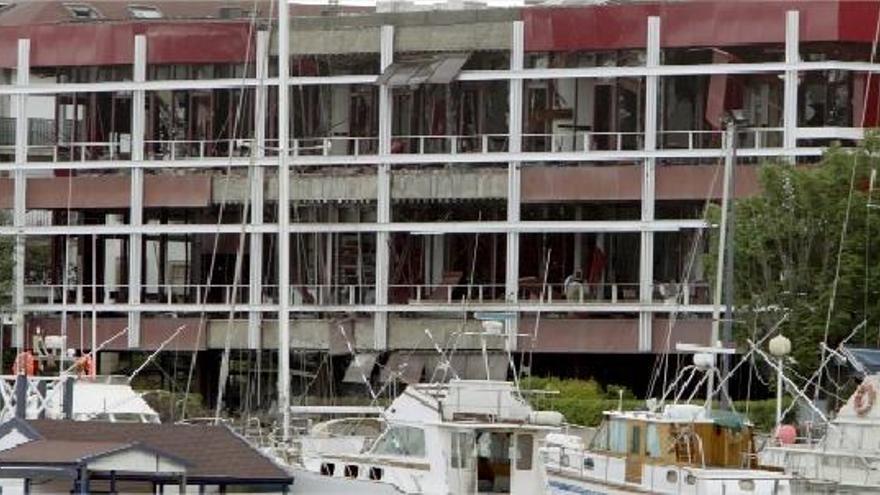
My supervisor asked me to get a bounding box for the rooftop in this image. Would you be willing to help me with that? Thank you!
[0,419,291,482]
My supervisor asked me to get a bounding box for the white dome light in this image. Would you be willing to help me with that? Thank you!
[768,334,792,357]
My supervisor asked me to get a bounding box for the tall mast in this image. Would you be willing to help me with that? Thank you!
[277,0,291,441]
[707,120,735,411]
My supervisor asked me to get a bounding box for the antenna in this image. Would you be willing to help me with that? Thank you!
[674,343,735,412]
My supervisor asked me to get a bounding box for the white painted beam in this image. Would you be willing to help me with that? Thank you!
[0,220,708,236]
[506,20,524,349]
[277,0,292,442]
[12,39,29,350]
[23,302,718,315]
[638,17,660,352]
[373,25,395,351]
[248,30,269,351]
[784,10,800,154]
[128,35,147,348]
[0,146,830,173]
[2,60,880,96]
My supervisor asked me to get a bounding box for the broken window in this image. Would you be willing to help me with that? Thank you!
[128,5,162,19]
[378,53,470,87]
[64,3,101,20]
[218,6,249,19]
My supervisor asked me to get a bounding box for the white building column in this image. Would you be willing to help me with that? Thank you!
[12,39,29,349]
[128,35,146,348]
[784,10,800,155]
[506,21,524,348]
[278,0,292,441]
[638,17,660,352]
[248,30,269,350]
[374,25,394,350]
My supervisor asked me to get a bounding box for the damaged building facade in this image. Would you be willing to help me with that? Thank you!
[0,0,877,405]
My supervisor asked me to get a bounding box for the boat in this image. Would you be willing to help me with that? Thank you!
[0,373,161,423]
[293,379,563,494]
[542,403,791,494]
[541,343,792,495]
[759,347,880,493]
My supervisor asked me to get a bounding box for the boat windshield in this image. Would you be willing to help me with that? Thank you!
[370,425,426,458]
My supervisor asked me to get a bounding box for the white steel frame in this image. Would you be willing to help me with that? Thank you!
[1,10,862,353]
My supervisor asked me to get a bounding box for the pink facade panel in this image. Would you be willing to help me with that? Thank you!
[0,21,252,68]
[0,176,211,209]
[524,1,848,52]
[521,164,761,203]
[516,317,711,353]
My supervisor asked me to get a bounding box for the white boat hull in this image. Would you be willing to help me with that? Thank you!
[290,469,403,495]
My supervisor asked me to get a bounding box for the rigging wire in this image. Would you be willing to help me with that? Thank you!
[646,155,724,400]
[815,3,880,402]
[182,0,265,419]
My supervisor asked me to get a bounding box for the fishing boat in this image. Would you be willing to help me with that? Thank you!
[292,379,563,494]
[540,343,791,495]
[759,347,880,493]
[542,404,791,494]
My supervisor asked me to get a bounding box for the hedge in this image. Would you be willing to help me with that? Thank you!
[521,376,789,432]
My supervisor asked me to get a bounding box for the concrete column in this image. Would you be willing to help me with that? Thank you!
[638,17,660,352]
[128,35,147,347]
[505,21,524,349]
[278,0,292,441]
[374,25,394,350]
[784,10,800,154]
[12,39,29,349]
[248,30,269,350]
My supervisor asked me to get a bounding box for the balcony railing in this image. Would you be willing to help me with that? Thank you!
[23,281,710,307]
[0,122,865,163]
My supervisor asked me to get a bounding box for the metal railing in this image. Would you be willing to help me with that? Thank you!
[390,283,506,304]
[2,126,804,162]
[24,281,709,307]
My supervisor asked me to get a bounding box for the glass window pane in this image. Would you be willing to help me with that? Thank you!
[647,424,662,458]
[516,434,533,470]
[371,425,426,458]
[609,420,627,453]
[451,432,474,468]
[629,425,641,454]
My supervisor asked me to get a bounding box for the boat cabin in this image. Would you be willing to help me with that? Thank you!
[543,405,790,495]
[304,380,562,494]
[588,405,757,480]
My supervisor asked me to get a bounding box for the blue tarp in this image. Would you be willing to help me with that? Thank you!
[842,347,880,373]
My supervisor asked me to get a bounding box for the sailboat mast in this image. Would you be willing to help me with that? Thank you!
[277,0,292,442]
[708,121,735,411]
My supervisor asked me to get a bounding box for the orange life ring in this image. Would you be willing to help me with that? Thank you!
[854,382,876,416]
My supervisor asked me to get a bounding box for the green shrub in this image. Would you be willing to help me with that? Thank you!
[521,376,789,432]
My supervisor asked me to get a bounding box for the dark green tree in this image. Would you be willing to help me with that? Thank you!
[710,135,880,374]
